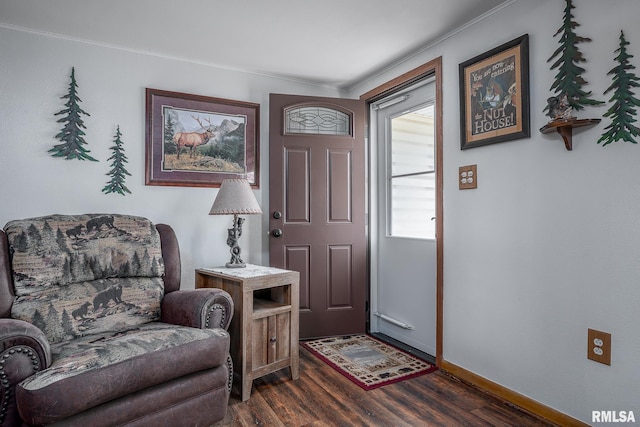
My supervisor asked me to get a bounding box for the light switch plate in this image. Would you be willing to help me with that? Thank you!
[459,165,477,190]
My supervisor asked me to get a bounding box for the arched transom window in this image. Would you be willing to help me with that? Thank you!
[284,105,352,136]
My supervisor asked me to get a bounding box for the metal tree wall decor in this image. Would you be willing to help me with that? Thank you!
[102,126,131,195]
[540,0,603,150]
[546,0,603,115]
[598,31,640,146]
[49,67,98,161]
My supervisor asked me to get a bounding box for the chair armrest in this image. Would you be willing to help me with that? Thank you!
[161,288,233,330]
[0,319,51,426]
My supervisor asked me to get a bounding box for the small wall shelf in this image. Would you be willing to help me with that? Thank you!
[539,118,601,151]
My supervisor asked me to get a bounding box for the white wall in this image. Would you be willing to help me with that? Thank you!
[0,26,340,288]
[349,0,640,423]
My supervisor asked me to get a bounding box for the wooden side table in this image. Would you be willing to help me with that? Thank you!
[196,265,299,401]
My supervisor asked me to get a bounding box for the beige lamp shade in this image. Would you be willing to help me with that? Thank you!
[209,179,262,215]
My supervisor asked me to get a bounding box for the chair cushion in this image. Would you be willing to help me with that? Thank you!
[16,322,230,425]
[4,214,166,344]
[5,214,164,290]
[11,277,164,343]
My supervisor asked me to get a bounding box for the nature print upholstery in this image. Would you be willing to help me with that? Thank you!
[4,214,165,344]
[19,323,228,392]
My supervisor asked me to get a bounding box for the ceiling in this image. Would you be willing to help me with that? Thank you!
[0,0,511,90]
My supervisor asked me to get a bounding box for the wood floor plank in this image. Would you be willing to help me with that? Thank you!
[257,369,334,425]
[226,387,285,426]
[380,380,492,426]
[215,346,556,427]
[304,362,414,427]
[471,402,550,427]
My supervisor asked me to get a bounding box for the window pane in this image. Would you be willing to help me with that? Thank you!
[285,106,351,135]
[390,173,436,239]
[391,105,434,176]
[388,103,436,239]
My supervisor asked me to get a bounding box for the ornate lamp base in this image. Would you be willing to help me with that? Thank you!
[225,214,246,268]
[226,261,246,268]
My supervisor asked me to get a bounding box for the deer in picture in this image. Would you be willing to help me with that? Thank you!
[173,115,215,159]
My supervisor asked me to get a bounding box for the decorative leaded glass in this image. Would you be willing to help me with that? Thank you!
[285,106,351,136]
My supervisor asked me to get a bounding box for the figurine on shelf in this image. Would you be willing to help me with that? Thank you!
[546,93,575,121]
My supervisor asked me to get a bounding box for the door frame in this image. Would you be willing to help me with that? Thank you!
[360,57,443,366]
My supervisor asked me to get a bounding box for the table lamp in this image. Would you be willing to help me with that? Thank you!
[209,179,262,268]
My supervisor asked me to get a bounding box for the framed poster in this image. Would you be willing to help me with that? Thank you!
[145,88,259,188]
[459,34,530,149]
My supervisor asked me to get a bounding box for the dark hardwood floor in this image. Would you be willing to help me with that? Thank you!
[215,346,555,426]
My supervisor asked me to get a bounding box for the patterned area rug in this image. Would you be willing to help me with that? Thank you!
[301,335,437,390]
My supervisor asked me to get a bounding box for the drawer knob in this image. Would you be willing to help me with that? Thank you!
[270,337,277,343]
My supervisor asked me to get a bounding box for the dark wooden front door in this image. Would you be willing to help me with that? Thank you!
[269,94,366,338]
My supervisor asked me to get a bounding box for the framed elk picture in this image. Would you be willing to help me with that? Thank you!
[145,88,260,188]
[459,34,530,149]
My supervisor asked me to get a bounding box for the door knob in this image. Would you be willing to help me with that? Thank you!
[271,229,283,238]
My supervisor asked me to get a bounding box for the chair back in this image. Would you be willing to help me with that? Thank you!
[2,214,168,344]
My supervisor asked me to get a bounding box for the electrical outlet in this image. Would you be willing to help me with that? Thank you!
[459,165,477,190]
[588,329,611,365]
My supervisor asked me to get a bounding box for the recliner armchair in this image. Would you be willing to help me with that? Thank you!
[0,214,233,426]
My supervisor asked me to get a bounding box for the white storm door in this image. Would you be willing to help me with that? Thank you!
[371,79,437,356]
